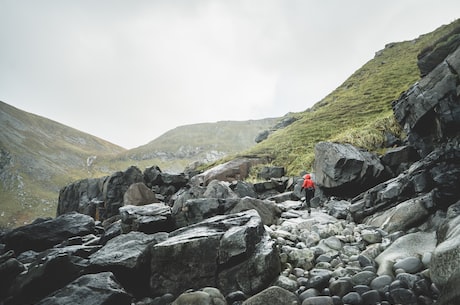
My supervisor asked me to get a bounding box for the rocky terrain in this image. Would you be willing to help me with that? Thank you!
[1,38,459,305]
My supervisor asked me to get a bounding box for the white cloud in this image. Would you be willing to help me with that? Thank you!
[1,0,459,148]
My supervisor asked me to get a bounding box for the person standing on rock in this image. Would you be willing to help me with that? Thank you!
[302,173,315,215]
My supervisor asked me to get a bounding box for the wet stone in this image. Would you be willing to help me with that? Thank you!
[393,256,423,274]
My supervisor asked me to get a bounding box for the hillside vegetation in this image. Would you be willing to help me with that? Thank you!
[0,101,126,226]
[243,19,460,176]
[99,119,278,174]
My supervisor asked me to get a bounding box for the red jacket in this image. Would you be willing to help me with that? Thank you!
[302,174,315,189]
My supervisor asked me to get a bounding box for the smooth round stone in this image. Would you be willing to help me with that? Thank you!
[329,278,353,298]
[370,274,393,290]
[421,252,432,268]
[396,273,420,289]
[393,256,423,274]
[361,289,381,304]
[389,288,418,305]
[302,296,334,305]
[324,236,343,251]
[353,284,370,295]
[306,269,332,290]
[342,245,361,256]
[361,229,382,244]
[226,290,246,303]
[293,267,306,277]
[274,275,298,291]
[357,254,374,267]
[315,262,332,269]
[317,254,333,263]
[342,291,362,305]
[331,296,343,305]
[299,288,319,302]
[351,270,377,286]
[390,279,408,290]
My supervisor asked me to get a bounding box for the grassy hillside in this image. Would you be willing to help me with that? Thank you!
[0,101,126,227]
[99,118,278,173]
[244,19,460,176]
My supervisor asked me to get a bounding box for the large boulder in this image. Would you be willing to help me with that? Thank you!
[417,27,460,77]
[2,212,95,254]
[34,272,132,305]
[119,203,176,234]
[57,177,106,219]
[392,44,460,157]
[350,141,460,222]
[314,142,385,197]
[6,251,89,305]
[89,231,168,296]
[102,166,144,219]
[190,158,264,186]
[123,182,159,206]
[431,201,460,292]
[149,210,280,297]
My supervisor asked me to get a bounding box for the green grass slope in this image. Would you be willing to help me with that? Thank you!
[101,118,278,173]
[244,19,460,176]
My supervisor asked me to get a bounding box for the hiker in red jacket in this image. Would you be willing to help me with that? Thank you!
[301,173,315,215]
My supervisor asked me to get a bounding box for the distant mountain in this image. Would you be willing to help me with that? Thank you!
[103,119,279,173]
[0,101,126,226]
[0,101,279,227]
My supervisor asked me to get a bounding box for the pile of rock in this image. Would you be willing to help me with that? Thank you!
[1,21,460,305]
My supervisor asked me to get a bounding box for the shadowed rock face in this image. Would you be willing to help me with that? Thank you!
[149,209,280,297]
[314,142,385,197]
[393,44,460,157]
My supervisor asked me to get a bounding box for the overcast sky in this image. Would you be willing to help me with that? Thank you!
[1,1,459,149]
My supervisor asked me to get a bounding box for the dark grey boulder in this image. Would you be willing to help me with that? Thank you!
[57,177,106,219]
[123,182,159,206]
[257,166,285,180]
[241,286,298,305]
[417,28,460,77]
[102,166,144,219]
[34,272,132,305]
[7,252,89,305]
[230,180,258,198]
[89,231,168,296]
[2,212,95,254]
[119,203,176,234]
[149,209,280,297]
[314,141,385,197]
[393,44,460,157]
[380,145,420,177]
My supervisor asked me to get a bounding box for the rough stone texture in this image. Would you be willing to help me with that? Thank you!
[363,193,431,233]
[314,141,385,197]
[2,212,95,254]
[34,272,132,305]
[149,210,280,297]
[431,201,460,289]
[89,231,168,296]
[257,166,285,180]
[119,203,176,234]
[380,145,420,177]
[241,286,298,305]
[172,288,227,305]
[123,182,159,206]
[350,140,460,222]
[7,252,89,305]
[375,231,437,276]
[190,158,264,186]
[102,166,144,219]
[57,177,106,219]
[417,28,460,77]
[393,44,460,157]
